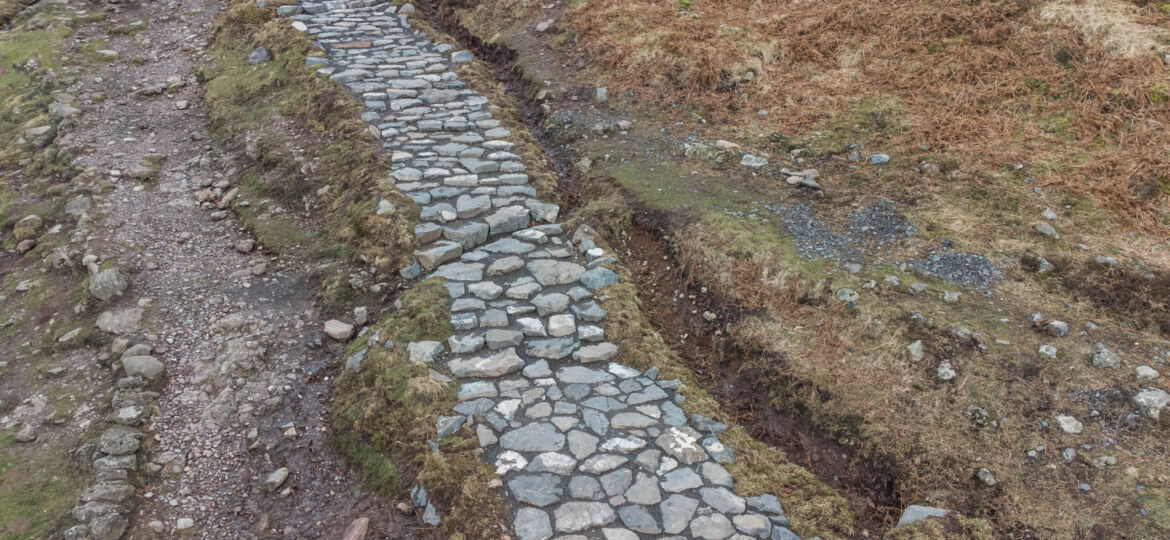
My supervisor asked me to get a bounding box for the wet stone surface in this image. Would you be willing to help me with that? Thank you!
[767,199,1001,288]
[290,0,804,538]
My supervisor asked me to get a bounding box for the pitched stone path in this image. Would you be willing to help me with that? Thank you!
[285,2,805,538]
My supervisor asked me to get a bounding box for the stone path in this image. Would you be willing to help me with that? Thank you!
[287,2,804,538]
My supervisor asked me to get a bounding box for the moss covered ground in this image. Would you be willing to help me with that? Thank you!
[0,429,86,539]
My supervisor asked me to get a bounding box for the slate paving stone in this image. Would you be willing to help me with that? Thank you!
[508,474,563,507]
[500,422,566,452]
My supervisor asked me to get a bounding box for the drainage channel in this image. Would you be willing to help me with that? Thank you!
[419,2,905,536]
[614,215,904,537]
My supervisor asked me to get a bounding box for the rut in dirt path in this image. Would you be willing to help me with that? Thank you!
[47,0,410,537]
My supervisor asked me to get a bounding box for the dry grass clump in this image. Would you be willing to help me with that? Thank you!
[564,0,1170,230]
[1040,0,1170,58]
[406,374,450,403]
[0,0,36,26]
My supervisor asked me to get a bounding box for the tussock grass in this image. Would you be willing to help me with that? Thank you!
[332,279,509,539]
[0,0,36,27]
[1040,0,1170,58]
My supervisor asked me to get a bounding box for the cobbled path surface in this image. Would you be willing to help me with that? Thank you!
[288,2,803,538]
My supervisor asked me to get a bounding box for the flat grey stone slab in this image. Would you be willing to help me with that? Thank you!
[447,347,524,377]
[554,502,616,533]
[500,422,566,453]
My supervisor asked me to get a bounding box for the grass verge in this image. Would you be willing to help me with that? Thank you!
[202,0,415,269]
[332,279,508,539]
[0,429,85,538]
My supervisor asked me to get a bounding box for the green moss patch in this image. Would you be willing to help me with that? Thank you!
[0,429,86,538]
[0,21,68,169]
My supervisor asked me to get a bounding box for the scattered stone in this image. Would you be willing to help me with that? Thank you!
[1056,414,1083,434]
[740,154,768,168]
[906,340,925,362]
[1044,320,1068,337]
[1091,455,1117,468]
[408,341,443,364]
[263,467,289,492]
[976,467,999,487]
[15,423,37,442]
[1133,388,1169,420]
[122,355,165,381]
[89,268,128,301]
[249,46,269,64]
[324,320,354,341]
[1090,343,1119,369]
[835,288,859,302]
[96,308,144,334]
[341,518,370,540]
[1035,222,1060,239]
[896,505,950,527]
[234,239,255,253]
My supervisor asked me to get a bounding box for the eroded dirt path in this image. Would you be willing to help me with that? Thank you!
[51,0,410,537]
